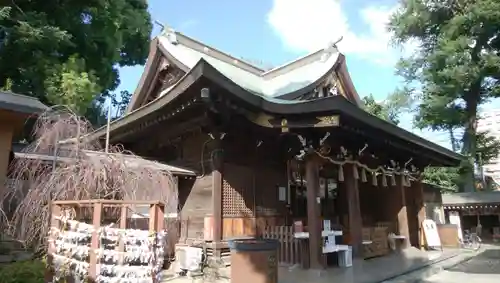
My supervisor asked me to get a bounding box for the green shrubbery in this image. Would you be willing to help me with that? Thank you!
[0,260,45,283]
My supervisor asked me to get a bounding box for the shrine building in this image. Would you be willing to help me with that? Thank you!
[85,28,462,269]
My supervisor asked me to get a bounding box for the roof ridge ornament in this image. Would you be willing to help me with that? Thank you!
[155,20,178,45]
[320,36,343,62]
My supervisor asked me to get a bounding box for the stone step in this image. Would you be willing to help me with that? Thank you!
[0,251,33,263]
[0,236,33,263]
[0,240,26,251]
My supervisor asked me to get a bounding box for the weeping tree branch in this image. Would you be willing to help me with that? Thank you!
[0,107,178,253]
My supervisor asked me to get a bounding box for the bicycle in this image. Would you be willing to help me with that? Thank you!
[461,230,482,251]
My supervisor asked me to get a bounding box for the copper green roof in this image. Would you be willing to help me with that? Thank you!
[157,30,341,99]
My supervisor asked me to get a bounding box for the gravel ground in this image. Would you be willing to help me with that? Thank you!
[423,246,500,283]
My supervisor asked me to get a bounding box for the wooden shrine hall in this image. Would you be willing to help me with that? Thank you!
[82,27,462,269]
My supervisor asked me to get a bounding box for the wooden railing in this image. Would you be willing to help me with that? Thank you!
[263,226,302,266]
[179,216,287,242]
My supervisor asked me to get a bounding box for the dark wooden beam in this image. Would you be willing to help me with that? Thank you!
[396,175,411,248]
[413,179,426,249]
[305,153,322,269]
[211,133,223,259]
[125,115,207,151]
[345,163,363,258]
[339,124,451,168]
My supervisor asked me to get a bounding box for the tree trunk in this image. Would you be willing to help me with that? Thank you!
[449,126,457,152]
[461,84,480,192]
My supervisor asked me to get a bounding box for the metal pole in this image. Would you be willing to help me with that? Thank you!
[105,99,112,154]
[52,131,59,173]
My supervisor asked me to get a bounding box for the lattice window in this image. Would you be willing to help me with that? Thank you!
[222,164,254,217]
[222,179,253,217]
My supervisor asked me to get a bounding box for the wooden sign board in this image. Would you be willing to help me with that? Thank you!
[422,219,442,249]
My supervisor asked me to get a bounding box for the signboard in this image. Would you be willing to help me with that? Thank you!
[422,219,442,248]
[278,186,287,201]
[319,178,326,198]
[449,211,463,241]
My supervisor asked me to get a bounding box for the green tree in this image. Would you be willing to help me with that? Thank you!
[362,91,414,125]
[389,0,500,191]
[44,56,100,115]
[111,90,132,118]
[362,94,390,121]
[0,0,152,118]
[422,166,460,193]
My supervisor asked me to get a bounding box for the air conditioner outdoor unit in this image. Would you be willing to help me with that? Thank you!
[175,245,203,273]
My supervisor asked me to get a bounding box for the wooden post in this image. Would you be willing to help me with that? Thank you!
[149,204,159,231]
[45,203,61,283]
[413,179,426,249]
[212,138,223,258]
[345,164,363,258]
[157,204,165,232]
[117,205,127,265]
[396,175,410,248]
[305,154,322,270]
[88,202,103,282]
[149,203,165,232]
[148,203,165,283]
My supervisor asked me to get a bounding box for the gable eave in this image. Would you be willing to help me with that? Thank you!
[83,58,462,167]
[336,54,362,107]
[126,38,163,114]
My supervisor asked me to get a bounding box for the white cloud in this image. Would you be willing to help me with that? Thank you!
[267,0,413,66]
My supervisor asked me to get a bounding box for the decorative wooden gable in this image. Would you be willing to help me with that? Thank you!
[127,45,186,113]
[142,61,185,106]
[294,59,361,107]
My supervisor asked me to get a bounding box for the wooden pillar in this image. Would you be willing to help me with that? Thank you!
[0,125,13,195]
[45,203,61,283]
[305,154,322,270]
[413,179,426,248]
[212,138,223,257]
[345,164,363,258]
[149,203,165,231]
[396,175,410,248]
[89,202,103,282]
[149,203,165,283]
[117,205,128,266]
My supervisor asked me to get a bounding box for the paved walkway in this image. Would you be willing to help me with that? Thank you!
[277,248,458,283]
[161,247,461,283]
[423,245,500,283]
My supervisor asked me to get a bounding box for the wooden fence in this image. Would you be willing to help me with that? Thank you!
[263,226,302,266]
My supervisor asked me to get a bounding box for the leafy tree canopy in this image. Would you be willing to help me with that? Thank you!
[389,0,500,191]
[0,0,151,120]
[422,166,460,193]
[362,91,414,125]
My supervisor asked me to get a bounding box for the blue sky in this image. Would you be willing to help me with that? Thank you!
[116,0,454,147]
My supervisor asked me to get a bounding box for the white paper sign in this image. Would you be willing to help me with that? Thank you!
[323,220,331,231]
[278,186,287,201]
[319,178,326,198]
[422,219,441,248]
[449,211,463,241]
